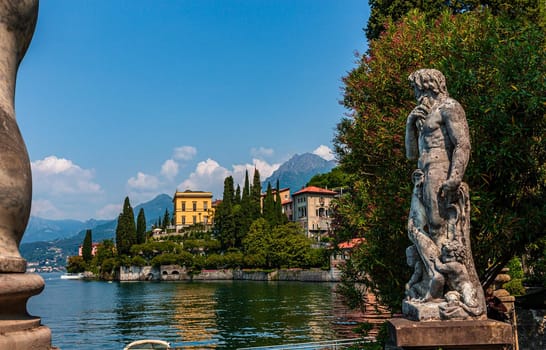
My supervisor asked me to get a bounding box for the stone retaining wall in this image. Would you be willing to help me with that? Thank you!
[118,266,336,282]
[119,266,160,281]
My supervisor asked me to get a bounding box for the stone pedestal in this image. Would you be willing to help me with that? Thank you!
[386,318,513,350]
[0,273,52,349]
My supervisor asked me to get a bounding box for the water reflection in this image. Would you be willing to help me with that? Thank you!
[29,275,367,350]
[171,282,218,346]
[212,281,337,349]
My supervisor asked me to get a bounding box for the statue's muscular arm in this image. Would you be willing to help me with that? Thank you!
[440,99,471,193]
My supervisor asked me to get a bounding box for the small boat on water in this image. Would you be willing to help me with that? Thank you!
[60,273,84,280]
[124,339,171,350]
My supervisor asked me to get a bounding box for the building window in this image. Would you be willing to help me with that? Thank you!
[193,201,197,211]
[182,216,186,225]
[203,201,208,211]
[193,216,197,224]
[182,202,186,211]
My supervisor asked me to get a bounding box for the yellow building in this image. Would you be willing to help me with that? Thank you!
[173,190,215,231]
[260,187,291,210]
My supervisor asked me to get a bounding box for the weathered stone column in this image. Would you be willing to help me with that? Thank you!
[0,1,53,348]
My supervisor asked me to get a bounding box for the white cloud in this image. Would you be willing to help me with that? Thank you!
[30,199,63,219]
[313,145,335,161]
[96,203,123,220]
[230,158,281,188]
[173,146,197,161]
[178,159,230,196]
[161,159,179,179]
[30,156,105,220]
[250,147,274,158]
[32,156,74,174]
[127,172,160,190]
[31,155,102,195]
[253,158,281,179]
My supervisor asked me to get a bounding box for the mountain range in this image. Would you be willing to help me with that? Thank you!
[263,153,336,192]
[20,153,336,266]
[20,194,174,263]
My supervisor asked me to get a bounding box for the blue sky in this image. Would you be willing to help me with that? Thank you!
[16,1,369,220]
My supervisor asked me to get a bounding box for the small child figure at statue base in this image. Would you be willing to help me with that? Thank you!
[405,245,428,300]
[430,240,484,318]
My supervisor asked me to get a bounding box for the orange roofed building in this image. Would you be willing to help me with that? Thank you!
[291,186,337,241]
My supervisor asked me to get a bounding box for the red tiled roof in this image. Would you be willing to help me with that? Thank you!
[338,238,365,249]
[292,186,337,196]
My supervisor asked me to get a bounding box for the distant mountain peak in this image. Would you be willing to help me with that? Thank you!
[263,153,336,192]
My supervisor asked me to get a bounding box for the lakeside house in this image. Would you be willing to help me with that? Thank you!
[153,185,339,241]
[78,242,99,257]
[291,186,338,240]
[172,190,216,232]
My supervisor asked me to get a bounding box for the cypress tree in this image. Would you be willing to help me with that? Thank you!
[275,179,286,225]
[242,170,250,202]
[250,168,262,219]
[136,208,146,244]
[240,170,253,239]
[235,185,241,205]
[162,209,170,229]
[215,176,236,249]
[82,229,93,263]
[115,197,136,256]
[263,182,276,226]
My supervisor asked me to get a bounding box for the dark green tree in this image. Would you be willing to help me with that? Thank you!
[365,0,542,40]
[274,179,287,225]
[82,229,93,263]
[335,9,545,310]
[243,218,270,267]
[243,220,324,269]
[262,182,276,226]
[115,197,137,256]
[66,256,86,273]
[242,170,251,201]
[250,168,262,220]
[215,176,237,249]
[307,167,351,190]
[235,184,241,204]
[136,208,147,244]
[240,170,254,238]
[162,209,170,230]
[92,239,117,274]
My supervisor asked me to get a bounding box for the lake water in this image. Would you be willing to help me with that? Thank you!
[28,273,364,350]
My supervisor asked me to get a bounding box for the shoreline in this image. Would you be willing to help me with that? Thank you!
[115,265,341,282]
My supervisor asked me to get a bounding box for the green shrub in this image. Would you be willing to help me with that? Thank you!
[131,255,147,267]
[150,253,179,268]
[205,254,225,269]
[101,258,118,273]
[66,256,86,273]
[224,251,244,268]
